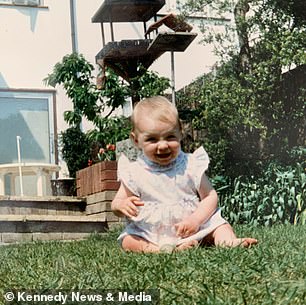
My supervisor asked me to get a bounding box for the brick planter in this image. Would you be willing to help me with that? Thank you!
[76,161,120,197]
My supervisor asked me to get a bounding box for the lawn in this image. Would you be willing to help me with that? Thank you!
[0,224,305,305]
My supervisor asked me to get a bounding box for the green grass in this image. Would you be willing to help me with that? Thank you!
[0,225,305,305]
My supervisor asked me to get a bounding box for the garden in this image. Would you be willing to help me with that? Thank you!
[0,0,305,304]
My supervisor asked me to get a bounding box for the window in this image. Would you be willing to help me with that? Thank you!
[0,0,42,6]
[0,90,56,165]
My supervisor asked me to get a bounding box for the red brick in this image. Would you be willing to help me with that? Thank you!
[99,161,117,171]
[76,161,119,196]
[100,181,120,191]
[100,170,117,181]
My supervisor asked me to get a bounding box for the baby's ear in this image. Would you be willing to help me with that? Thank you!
[130,132,138,146]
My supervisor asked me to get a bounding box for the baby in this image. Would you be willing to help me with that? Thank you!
[111,96,258,252]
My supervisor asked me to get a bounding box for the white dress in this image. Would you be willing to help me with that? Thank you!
[117,147,227,246]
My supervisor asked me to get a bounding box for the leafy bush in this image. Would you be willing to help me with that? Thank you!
[87,116,131,163]
[135,68,171,99]
[60,117,131,176]
[87,116,131,146]
[60,127,90,178]
[45,54,128,125]
[217,161,306,226]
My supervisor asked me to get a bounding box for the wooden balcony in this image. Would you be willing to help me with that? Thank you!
[92,0,165,23]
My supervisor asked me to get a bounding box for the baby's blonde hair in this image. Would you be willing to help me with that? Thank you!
[131,96,182,134]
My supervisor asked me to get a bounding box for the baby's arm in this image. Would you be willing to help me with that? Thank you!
[175,174,218,238]
[111,183,144,218]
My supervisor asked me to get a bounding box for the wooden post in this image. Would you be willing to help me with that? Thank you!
[101,23,105,47]
[110,22,114,42]
[171,51,176,105]
[143,21,147,39]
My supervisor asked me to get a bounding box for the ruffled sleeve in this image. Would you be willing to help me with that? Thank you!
[117,154,140,196]
[190,147,210,191]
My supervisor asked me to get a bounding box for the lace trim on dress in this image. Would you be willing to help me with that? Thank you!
[137,150,186,172]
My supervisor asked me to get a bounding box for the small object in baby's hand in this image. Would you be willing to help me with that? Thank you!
[156,223,178,253]
[159,243,176,253]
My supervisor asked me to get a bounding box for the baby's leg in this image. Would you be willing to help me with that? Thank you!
[212,223,258,247]
[122,235,160,253]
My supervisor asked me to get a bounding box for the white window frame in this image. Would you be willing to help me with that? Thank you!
[0,89,57,164]
[0,0,42,6]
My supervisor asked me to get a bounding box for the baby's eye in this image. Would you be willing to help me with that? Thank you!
[146,137,157,142]
[167,135,177,140]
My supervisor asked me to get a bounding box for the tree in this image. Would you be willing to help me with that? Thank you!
[272,0,306,26]
[45,53,170,176]
[44,53,129,126]
[44,53,170,125]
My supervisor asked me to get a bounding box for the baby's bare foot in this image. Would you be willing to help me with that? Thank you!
[175,240,199,252]
[218,238,258,248]
[239,238,258,247]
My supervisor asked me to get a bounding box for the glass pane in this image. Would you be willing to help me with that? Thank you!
[0,96,50,164]
[0,1,41,5]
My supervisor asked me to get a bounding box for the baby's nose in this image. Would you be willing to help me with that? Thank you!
[157,140,169,150]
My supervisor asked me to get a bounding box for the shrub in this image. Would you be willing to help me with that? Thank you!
[217,160,306,226]
[87,116,131,163]
[60,117,131,176]
[60,127,90,178]
[87,116,131,147]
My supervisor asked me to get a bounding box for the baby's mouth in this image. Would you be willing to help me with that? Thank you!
[156,152,172,159]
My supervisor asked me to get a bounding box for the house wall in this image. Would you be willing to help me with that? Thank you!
[0,0,103,133]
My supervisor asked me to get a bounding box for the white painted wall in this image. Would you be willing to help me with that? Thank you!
[0,0,227,124]
[0,0,103,132]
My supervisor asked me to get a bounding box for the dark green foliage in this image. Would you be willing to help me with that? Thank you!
[44,54,170,124]
[44,53,128,125]
[87,116,131,163]
[135,68,171,99]
[88,116,131,147]
[128,66,170,104]
[178,0,306,227]
[177,0,306,178]
[60,117,131,172]
[60,127,90,178]
[214,155,306,226]
[177,64,264,177]
[98,68,130,117]
[271,0,306,26]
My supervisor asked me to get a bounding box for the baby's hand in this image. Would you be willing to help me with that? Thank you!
[113,196,144,218]
[175,215,201,238]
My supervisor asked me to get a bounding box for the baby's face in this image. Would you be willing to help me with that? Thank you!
[132,117,181,166]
